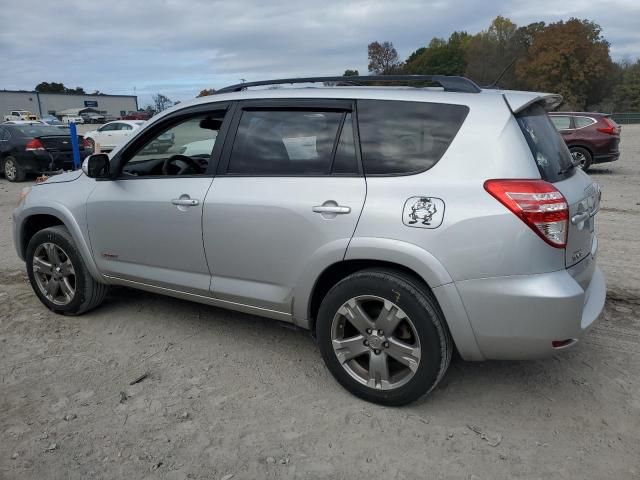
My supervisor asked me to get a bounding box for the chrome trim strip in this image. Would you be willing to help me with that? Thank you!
[103,275,294,323]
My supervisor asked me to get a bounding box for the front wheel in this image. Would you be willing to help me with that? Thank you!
[317,269,452,406]
[26,226,108,315]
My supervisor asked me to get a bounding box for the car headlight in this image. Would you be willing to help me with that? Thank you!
[17,186,31,207]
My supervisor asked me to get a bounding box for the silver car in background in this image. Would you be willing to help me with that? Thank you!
[12,75,606,405]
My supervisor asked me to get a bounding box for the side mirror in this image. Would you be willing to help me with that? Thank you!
[82,153,110,178]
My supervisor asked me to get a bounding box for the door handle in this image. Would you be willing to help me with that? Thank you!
[171,198,199,207]
[312,205,351,214]
[571,211,590,225]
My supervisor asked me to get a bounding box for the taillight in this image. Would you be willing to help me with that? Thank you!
[596,117,618,135]
[484,179,569,248]
[82,138,91,148]
[25,138,45,151]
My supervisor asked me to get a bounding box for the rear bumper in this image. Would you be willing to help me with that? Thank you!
[454,265,606,360]
[593,152,620,164]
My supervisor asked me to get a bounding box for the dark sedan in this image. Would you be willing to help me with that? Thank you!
[0,124,92,182]
[548,112,621,171]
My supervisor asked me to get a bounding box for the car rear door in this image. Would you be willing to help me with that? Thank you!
[203,99,366,315]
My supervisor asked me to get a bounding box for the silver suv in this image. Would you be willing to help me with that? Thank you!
[12,76,606,405]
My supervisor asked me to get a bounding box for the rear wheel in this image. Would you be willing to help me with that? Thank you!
[3,156,26,182]
[570,147,592,171]
[26,226,108,315]
[317,269,452,406]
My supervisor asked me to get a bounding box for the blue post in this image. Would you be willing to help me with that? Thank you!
[69,122,81,170]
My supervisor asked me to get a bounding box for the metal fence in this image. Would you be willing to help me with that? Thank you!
[610,113,640,124]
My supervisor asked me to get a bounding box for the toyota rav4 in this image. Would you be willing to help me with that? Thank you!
[12,75,606,405]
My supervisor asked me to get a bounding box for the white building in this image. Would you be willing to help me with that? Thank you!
[0,90,138,118]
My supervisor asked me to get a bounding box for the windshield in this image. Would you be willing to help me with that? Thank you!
[516,103,575,182]
[15,125,70,137]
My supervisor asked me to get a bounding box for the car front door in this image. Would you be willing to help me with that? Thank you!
[86,104,231,294]
[203,99,366,317]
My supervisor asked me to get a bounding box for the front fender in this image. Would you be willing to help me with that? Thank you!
[14,202,103,283]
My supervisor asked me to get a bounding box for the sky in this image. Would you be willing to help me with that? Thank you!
[1,0,638,107]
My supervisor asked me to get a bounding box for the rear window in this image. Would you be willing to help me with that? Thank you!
[14,126,68,137]
[516,103,574,182]
[356,100,469,175]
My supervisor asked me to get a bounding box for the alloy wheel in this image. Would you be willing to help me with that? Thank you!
[4,159,17,181]
[330,295,421,390]
[571,150,587,169]
[32,242,76,306]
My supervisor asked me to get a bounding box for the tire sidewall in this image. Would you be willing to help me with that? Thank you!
[26,227,89,314]
[317,271,447,405]
[4,156,22,182]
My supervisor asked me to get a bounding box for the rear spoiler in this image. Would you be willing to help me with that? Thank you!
[502,91,563,114]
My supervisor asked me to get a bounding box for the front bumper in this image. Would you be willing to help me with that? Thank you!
[455,264,606,360]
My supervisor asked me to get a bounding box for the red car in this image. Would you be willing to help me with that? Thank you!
[120,111,151,121]
[548,112,621,171]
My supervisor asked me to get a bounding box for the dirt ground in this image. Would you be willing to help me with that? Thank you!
[1,126,639,480]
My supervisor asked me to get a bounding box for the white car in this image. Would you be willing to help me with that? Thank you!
[83,120,145,152]
[178,134,217,157]
[62,116,85,125]
[3,110,39,121]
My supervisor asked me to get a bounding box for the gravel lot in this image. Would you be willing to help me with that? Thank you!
[1,126,639,479]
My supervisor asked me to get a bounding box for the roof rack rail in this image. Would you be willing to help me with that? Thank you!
[215,75,482,95]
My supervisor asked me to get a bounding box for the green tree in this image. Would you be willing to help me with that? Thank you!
[35,82,86,94]
[516,18,613,109]
[465,16,521,87]
[343,69,359,76]
[610,60,640,111]
[368,41,402,74]
[404,32,470,76]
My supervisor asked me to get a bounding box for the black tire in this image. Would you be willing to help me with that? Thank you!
[316,269,452,406]
[3,156,26,182]
[26,226,108,315]
[570,146,592,171]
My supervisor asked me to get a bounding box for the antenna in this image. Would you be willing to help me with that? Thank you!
[485,58,517,89]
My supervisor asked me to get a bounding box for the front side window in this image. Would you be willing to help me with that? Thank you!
[120,111,225,177]
[99,123,117,132]
[357,100,469,175]
[550,115,571,130]
[227,109,352,175]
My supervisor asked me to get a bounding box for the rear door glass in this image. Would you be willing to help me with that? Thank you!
[516,103,574,183]
[575,116,596,128]
[356,100,469,175]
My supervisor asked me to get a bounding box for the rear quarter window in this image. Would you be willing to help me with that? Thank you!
[517,103,575,183]
[356,100,469,175]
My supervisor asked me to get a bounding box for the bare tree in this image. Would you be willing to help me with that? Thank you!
[368,41,402,74]
[152,93,173,112]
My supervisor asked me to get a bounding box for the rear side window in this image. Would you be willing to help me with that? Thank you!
[356,100,469,175]
[575,116,596,128]
[228,110,353,175]
[517,103,574,182]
